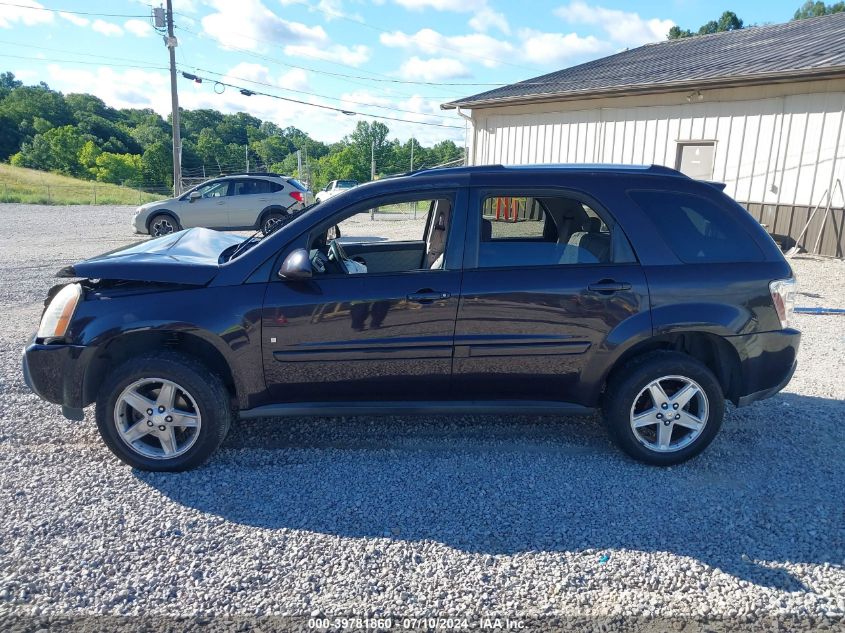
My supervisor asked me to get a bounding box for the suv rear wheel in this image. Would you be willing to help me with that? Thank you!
[261,211,286,236]
[95,352,231,471]
[602,351,724,465]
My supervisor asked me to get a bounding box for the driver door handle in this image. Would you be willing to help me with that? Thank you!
[587,279,631,293]
[407,290,450,304]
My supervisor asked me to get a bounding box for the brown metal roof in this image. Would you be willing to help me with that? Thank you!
[442,13,845,110]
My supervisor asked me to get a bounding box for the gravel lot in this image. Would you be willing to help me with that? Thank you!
[0,204,843,631]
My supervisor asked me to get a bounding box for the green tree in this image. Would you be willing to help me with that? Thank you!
[195,127,226,169]
[141,140,172,188]
[0,85,73,141]
[78,140,102,177]
[0,71,22,90]
[668,11,744,39]
[93,152,142,185]
[13,125,86,176]
[793,1,845,18]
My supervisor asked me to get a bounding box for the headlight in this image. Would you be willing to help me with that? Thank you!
[37,283,82,340]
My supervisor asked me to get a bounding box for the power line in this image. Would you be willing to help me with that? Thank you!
[173,24,432,99]
[173,25,548,90]
[183,65,461,123]
[0,52,168,71]
[0,40,163,68]
[0,1,150,18]
[181,71,464,129]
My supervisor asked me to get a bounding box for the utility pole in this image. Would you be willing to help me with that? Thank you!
[245,144,249,173]
[370,140,376,181]
[165,0,182,195]
[410,138,414,172]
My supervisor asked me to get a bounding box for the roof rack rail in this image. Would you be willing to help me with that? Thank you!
[224,171,284,178]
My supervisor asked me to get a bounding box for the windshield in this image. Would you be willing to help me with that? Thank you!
[337,180,358,189]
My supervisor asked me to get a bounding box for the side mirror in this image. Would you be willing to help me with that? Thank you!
[327,224,342,241]
[188,191,201,202]
[278,248,313,280]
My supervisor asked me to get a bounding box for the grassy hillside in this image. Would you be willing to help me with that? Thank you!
[0,164,168,206]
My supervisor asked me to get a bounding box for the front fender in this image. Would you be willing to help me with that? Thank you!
[69,283,266,409]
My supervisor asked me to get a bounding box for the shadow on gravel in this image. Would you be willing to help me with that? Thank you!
[138,393,845,592]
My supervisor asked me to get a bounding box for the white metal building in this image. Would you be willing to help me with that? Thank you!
[443,14,845,258]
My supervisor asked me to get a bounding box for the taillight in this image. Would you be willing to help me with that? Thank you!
[769,278,796,329]
[289,191,303,203]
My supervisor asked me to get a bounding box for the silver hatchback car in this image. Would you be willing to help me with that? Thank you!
[133,173,313,236]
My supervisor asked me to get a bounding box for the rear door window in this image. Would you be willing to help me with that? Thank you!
[231,179,270,196]
[628,191,764,263]
[477,194,622,267]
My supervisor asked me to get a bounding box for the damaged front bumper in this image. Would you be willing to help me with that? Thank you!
[22,334,89,420]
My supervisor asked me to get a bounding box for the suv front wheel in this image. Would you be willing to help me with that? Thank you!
[95,352,231,471]
[602,351,724,465]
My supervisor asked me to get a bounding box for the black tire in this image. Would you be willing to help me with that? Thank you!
[260,211,286,236]
[148,213,180,237]
[95,352,231,471]
[602,351,725,466]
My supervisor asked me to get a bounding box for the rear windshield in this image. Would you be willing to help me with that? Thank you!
[337,180,358,188]
[628,190,765,263]
[287,178,308,191]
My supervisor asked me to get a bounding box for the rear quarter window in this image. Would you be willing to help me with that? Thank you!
[628,190,764,263]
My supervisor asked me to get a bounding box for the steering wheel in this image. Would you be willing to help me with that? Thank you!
[327,239,350,273]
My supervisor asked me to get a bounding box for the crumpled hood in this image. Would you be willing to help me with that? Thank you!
[57,228,243,285]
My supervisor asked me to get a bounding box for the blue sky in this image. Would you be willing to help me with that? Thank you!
[0,0,810,144]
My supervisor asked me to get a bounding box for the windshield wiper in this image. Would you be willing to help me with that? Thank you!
[226,204,317,262]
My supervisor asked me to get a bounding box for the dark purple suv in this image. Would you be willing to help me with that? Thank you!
[23,165,799,471]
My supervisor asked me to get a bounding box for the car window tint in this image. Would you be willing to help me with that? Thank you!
[268,181,284,193]
[231,180,270,196]
[478,195,614,267]
[629,191,765,263]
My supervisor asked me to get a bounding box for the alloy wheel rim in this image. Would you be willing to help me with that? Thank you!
[629,375,709,453]
[263,216,282,234]
[152,219,174,236]
[113,377,202,460]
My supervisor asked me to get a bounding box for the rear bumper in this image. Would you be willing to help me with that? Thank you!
[22,335,89,413]
[737,359,797,407]
[730,328,801,407]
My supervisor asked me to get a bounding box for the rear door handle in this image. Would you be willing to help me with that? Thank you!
[407,290,451,303]
[588,280,631,293]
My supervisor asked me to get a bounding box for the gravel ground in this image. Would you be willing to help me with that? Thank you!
[0,204,843,632]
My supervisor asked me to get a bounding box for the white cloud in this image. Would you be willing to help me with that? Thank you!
[339,89,464,145]
[91,19,123,37]
[394,0,486,11]
[201,0,327,52]
[124,19,153,38]
[381,28,514,68]
[283,43,371,66]
[0,0,53,28]
[223,62,310,92]
[516,28,606,66]
[58,12,88,27]
[468,7,510,35]
[555,1,674,46]
[400,56,471,81]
